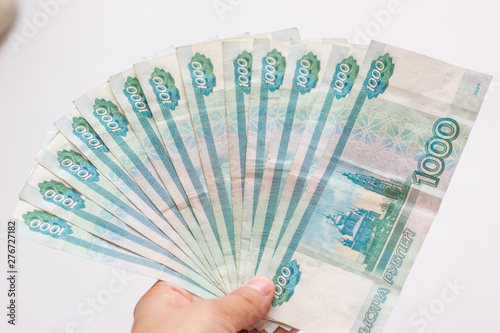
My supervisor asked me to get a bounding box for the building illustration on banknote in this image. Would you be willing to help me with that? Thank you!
[322,171,411,272]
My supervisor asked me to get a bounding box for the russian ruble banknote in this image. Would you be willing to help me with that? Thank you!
[108,69,228,290]
[258,41,491,332]
[37,133,203,271]
[240,38,292,282]
[177,37,257,288]
[242,41,334,282]
[11,30,492,333]
[20,163,222,294]
[223,28,300,283]
[14,200,218,299]
[255,44,368,276]
[54,108,219,284]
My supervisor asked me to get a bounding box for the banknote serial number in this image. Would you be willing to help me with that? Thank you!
[6,220,17,325]
[413,118,460,187]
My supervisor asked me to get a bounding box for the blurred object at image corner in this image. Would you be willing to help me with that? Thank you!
[0,0,16,40]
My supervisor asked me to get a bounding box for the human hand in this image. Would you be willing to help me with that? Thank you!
[132,277,299,333]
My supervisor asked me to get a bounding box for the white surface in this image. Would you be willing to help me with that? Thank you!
[0,0,499,332]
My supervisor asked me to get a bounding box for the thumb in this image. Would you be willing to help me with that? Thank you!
[199,277,275,332]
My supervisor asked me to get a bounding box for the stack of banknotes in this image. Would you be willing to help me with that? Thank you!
[11,28,491,332]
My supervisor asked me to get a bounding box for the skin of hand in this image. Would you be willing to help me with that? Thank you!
[132,277,299,333]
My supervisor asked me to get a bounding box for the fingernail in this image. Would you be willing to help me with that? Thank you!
[246,277,274,297]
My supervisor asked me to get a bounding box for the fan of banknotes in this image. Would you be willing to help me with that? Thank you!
[11,28,491,332]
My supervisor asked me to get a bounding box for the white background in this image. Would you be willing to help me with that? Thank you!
[1,0,499,332]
